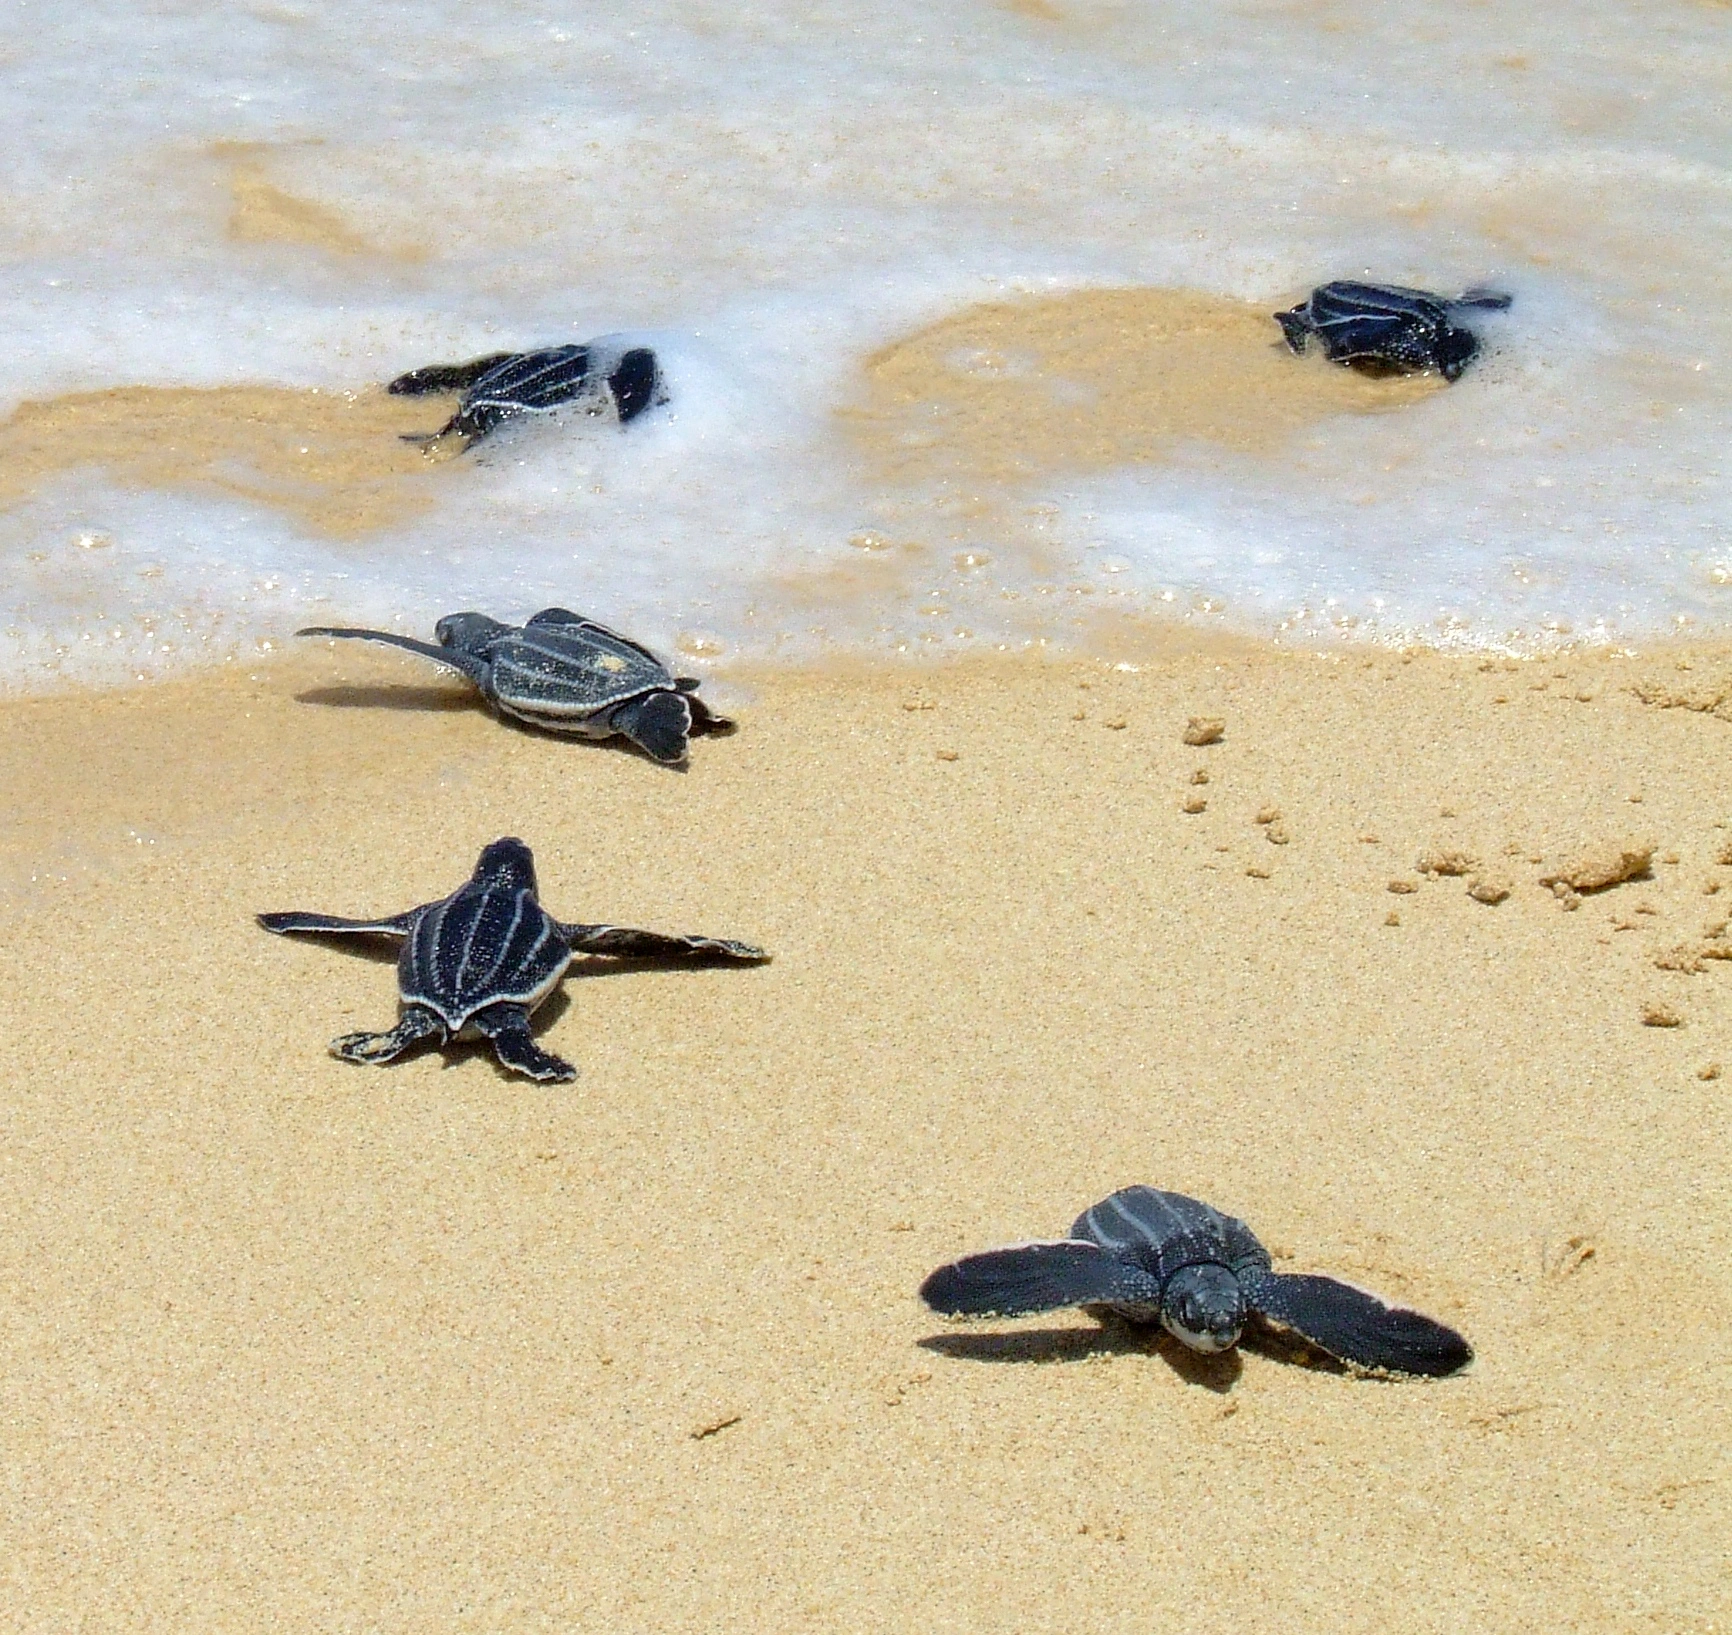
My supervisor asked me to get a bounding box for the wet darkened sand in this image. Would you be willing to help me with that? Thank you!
[213,139,430,261]
[843,287,1441,487]
[0,383,461,537]
[0,640,1726,1630]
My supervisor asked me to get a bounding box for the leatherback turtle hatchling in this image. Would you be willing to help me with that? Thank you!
[297,607,731,764]
[921,1185,1472,1377]
[259,836,769,1083]
[389,340,664,446]
[1274,281,1512,381]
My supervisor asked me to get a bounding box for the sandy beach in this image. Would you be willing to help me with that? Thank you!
[1,637,1726,1630]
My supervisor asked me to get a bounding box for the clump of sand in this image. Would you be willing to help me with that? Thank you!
[1541,840,1654,899]
[1416,847,1477,877]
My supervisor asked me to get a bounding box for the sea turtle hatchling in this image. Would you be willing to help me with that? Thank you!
[921,1185,1472,1377]
[297,607,732,764]
[1274,281,1512,381]
[259,837,769,1083]
[389,341,664,446]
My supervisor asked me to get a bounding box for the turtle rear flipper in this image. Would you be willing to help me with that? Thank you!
[1240,1269,1472,1377]
[331,1005,446,1065]
[610,690,692,764]
[258,909,416,938]
[296,626,490,684]
[921,1240,1165,1318]
[387,354,519,396]
[470,1002,575,1083]
[399,417,466,445]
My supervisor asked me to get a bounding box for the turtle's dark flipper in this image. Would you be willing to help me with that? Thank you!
[398,416,470,446]
[387,354,519,396]
[470,1002,576,1083]
[609,690,692,764]
[921,1241,1165,1318]
[258,909,415,937]
[1240,1269,1472,1377]
[295,626,489,683]
[681,689,736,737]
[1453,287,1513,311]
[1273,307,1313,354]
[607,347,662,423]
[560,924,769,962]
[331,1005,446,1065]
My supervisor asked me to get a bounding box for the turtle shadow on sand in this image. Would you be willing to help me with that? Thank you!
[919,1320,1243,1391]
[296,682,476,715]
[293,680,731,771]
[918,1316,1358,1390]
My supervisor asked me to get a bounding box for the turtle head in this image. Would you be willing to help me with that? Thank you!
[472,837,538,894]
[435,612,511,655]
[1160,1264,1247,1354]
[1433,324,1480,383]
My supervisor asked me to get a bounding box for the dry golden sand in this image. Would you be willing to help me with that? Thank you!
[1,640,1728,1630]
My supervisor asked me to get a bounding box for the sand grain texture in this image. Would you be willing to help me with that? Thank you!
[0,644,1727,1631]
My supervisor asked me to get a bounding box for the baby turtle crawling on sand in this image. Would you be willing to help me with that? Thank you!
[298,607,731,765]
[1274,281,1512,381]
[921,1185,1472,1377]
[390,340,664,446]
[259,837,768,1083]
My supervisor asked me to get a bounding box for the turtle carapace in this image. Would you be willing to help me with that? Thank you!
[390,341,665,446]
[1274,282,1511,382]
[921,1185,1472,1377]
[296,607,731,765]
[259,837,769,1083]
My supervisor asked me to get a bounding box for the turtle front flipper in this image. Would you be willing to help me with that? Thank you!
[469,1003,576,1083]
[1239,1269,1472,1377]
[681,687,736,737]
[258,909,416,938]
[560,924,770,962]
[387,354,520,396]
[1273,305,1313,354]
[296,627,490,684]
[331,1004,446,1065]
[921,1240,1165,1318]
[608,690,693,764]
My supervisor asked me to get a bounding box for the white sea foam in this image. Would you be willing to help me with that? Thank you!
[2,0,1728,687]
